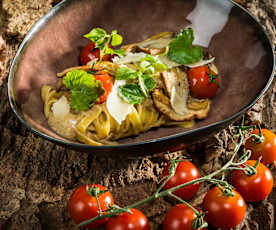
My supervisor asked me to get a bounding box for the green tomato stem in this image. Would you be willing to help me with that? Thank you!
[168,192,200,216]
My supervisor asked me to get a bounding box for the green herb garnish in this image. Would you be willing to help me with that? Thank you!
[115,67,138,80]
[118,83,144,104]
[84,28,125,61]
[114,54,164,103]
[138,74,156,97]
[63,70,104,111]
[167,28,203,65]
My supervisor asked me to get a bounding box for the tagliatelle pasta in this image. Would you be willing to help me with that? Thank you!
[42,84,196,145]
[41,28,219,145]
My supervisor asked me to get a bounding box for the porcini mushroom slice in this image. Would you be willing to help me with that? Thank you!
[152,89,210,121]
[187,97,209,110]
[122,32,174,55]
[161,67,188,97]
[57,62,120,78]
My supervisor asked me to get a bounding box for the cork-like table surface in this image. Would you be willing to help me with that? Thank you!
[0,0,275,229]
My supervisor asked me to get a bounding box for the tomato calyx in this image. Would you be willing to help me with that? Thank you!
[243,158,260,176]
[86,184,108,197]
[192,212,208,230]
[169,191,208,229]
[252,126,265,144]
[167,155,186,178]
[213,176,236,197]
[86,184,109,216]
[88,65,101,75]
[207,72,219,87]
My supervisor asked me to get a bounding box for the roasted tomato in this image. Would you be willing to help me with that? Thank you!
[245,128,276,165]
[105,208,150,230]
[80,42,112,65]
[202,186,246,229]
[68,184,114,229]
[163,204,206,230]
[94,70,113,103]
[161,160,200,200]
[187,65,219,99]
[231,160,273,202]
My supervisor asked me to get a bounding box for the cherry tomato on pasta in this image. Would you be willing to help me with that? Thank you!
[245,128,276,164]
[187,65,219,99]
[202,186,246,229]
[68,184,114,229]
[163,204,206,230]
[94,71,113,103]
[105,208,150,230]
[160,160,200,200]
[231,160,273,202]
[80,42,113,65]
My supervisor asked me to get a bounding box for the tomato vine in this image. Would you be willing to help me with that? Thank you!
[76,118,271,229]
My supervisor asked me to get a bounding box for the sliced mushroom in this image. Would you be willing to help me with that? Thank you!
[161,67,188,97]
[122,32,174,55]
[97,61,121,76]
[57,62,120,79]
[152,88,210,121]
[57,65,92,77]
[153,67,210,121]
[187,97,209,110]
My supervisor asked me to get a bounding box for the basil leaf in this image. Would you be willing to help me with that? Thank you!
[63,70,96,89]
[63,69,104,111]
[70,85,104,111]
[111,34,123,46]
[139,54,167,73]
[104,47,125,57]
[118,83,144,104]
[138,74,156,97]
[115,67,138,80]
[153,63,167,72]
[167,28,203,65]
[112,49,125,57]
[84,28,107,43]
[139,54,157,63]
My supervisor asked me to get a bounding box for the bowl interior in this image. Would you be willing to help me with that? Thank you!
[9,0,275,147]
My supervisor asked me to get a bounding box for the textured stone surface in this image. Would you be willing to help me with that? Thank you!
[0,0,275,229]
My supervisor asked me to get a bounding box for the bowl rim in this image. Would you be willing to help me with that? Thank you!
[8,0,276,150]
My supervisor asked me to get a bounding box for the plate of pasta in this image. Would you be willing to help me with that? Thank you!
[8,0,275,154]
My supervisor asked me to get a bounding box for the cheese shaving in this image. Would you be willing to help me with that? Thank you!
[106,80,134,124]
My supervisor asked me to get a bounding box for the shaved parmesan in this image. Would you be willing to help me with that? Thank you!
[52,96,70,118]
[185,57,215,68]
[113,52,146,64]
[138,37,172,49]
[106,80,133,125]
[158,56,182,69]
[159,56,215,69]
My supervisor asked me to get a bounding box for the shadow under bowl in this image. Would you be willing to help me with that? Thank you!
[8,0,275,155]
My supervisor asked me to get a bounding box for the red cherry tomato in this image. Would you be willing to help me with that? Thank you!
[163,204,206,230]
[105,208,150,230]
[94,70,113,103]
[161,161,200,200]
[68,184,114,229]
[187,65,219,99]
[245,128,276,164]
[231,160,273,202]
[80,42,112,65]
[202,186,246,229]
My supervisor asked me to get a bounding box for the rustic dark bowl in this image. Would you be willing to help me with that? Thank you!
[8,0,275,154]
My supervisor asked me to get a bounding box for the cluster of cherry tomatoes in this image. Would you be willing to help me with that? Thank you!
[68,127,275,230]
